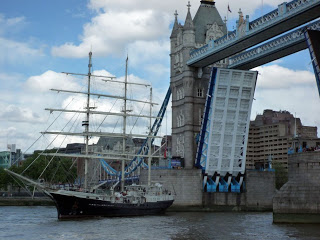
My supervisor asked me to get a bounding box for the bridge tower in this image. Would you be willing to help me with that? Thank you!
[170,0,227,168]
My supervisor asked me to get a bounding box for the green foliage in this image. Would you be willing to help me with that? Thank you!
[0,167,10,190]
[273,161,288,190]
[21,153,77,183]
[0,152,78,190]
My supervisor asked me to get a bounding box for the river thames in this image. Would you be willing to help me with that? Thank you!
[1,206,320,239]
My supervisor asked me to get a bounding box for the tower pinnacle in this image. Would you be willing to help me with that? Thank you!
[184,1,194,31]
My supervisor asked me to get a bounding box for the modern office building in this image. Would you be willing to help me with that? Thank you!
[0,144,24,168]
[246,109,320,169]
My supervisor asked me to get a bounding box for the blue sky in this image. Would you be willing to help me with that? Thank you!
[0,0,319,152]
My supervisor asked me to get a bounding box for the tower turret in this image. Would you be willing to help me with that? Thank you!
[183,2,195,46]
[170,10,179,40]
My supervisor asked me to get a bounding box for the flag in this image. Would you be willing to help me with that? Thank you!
[228,4,232,13]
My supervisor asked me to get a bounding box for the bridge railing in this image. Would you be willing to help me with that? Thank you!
[229,20,320,68]
[188,0,318,63]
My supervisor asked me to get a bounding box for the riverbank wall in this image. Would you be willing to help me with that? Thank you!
[273,152,320,223]
[0,197,53,206]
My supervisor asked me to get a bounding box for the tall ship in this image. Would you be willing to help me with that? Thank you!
[6,52,174,219]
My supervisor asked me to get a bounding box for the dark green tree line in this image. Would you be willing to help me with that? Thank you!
[0,151,77,190]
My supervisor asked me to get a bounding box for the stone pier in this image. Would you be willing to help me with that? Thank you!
[273,152,320,223]
[140,169,275,211]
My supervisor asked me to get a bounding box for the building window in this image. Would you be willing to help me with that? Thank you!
[177,111,185,127]
[197,88,204,97]
[177,88,184,100]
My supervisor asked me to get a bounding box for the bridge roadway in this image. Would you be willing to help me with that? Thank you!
[229,19,320,70]
[187,0,320,68]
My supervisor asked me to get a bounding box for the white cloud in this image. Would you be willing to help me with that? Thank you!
[0,127,30,139]
[0,14,44,65]
[128,40,170,67]
[52,9,171,58]
[0,105,45,123]
[50,0,286,63]
[25,70,81,92]
[254,65,315,89]
[0,14,26,35]
[215,0,285,20]
[87,0,285,25]
[0,37,44,65]
[251,64,320,133]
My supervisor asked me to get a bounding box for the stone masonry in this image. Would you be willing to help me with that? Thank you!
[273,151,320,223]
[140,169,275,210]
[170,0,227,168]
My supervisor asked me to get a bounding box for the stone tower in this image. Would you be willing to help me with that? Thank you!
[170,0,227,168]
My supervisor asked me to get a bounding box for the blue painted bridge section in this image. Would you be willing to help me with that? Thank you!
[229,20,320,70]
[305,29,320,96]
[187,0,320,68]
[99,87,171,179]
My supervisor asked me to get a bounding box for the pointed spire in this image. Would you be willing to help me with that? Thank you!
[183,1,194,31]
[174,10,178,23]
[170,10,179,38]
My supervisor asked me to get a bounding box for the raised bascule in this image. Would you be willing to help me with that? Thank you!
[195,68,258,192]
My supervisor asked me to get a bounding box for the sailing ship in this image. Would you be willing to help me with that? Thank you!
[6,52,174,219]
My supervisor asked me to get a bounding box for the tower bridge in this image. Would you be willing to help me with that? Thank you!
[229,19,320,70]
[169,0,320,193]
[187,0,320,68]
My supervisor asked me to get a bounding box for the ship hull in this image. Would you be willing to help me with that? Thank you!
[46,191,174,219]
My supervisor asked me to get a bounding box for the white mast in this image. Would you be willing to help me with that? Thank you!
[84,51,92,190]
[121,56,129,191]
[148,88,153,186]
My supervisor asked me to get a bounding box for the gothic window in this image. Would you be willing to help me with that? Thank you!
[175,54,179,63]
[197,88,204,97]
[177,87,184,100]
[176,111,185,127]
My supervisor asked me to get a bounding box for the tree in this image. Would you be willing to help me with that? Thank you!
[0,151,77,191]
[20,152,77,184]
[0,167,10,190]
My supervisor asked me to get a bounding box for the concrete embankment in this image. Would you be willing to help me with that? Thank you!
[0,197,54,206]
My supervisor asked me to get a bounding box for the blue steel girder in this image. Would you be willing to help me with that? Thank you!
[195,68,218,169]
[99,87,172,177]
[304,29,320,96]
[229,20,320,70]
[187,0,320,67]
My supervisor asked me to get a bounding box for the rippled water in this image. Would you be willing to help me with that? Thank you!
[0,206,320,240]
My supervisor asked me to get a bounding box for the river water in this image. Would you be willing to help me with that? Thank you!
[0,206,320,240]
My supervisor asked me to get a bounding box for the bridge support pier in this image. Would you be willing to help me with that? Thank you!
[273,152,320,223]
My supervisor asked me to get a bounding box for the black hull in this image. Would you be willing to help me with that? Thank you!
[46,192,174,219]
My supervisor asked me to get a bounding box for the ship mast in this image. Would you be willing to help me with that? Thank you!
[121,56,129,191]
[148,88,152,186]
[39,52,160,191]
[84,51,92,190]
